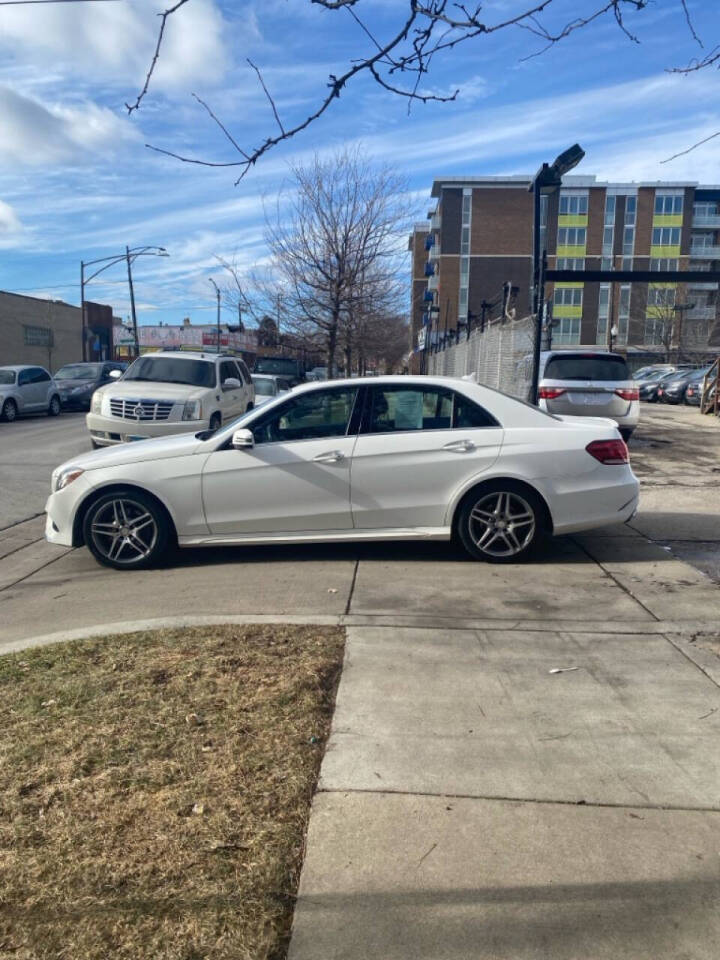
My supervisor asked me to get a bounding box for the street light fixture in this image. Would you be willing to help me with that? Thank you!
[529,143,586,403]
[80,245,169,360]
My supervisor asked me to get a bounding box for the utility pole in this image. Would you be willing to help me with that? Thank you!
[126,246,139,358]
[209,278,221,353]
[80,261,86,362]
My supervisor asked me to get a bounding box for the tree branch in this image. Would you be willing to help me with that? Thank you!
[126,0,191,115]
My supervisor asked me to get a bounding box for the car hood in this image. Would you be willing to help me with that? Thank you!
[56,378,96,390]
[99,381,208,401]
[55,431,206,476]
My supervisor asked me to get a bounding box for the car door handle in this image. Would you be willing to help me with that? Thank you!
[442,439,475,452]
[313,450,346,463]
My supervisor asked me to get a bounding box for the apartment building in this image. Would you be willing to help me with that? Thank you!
[410,175,720,366]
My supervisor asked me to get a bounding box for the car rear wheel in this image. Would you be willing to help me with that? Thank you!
[457,483,543,563]
[83,491,170,570]
[209,413,222,432]
[48,395,61,416]
[1,398,17,422]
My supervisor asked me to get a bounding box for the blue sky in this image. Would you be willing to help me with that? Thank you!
[1,0,719,326]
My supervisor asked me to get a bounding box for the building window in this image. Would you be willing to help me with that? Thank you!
[23,324,53,347]
[623,225,635,255]
[557,227,586,246]
[651,258,679,272]
[460,226,470,255]
[652,227,681,246]
[648,287,676,308]
[625,196,637,225]
[554,317,581,344]
[691,232,714,250]
[694,202,717,218]
[604,196,616,224]
[458,193,472,323]
[617,284,631,345]
[622,257,634,270]
[559,194,588,215]
[601,257,613,271]
[602,227,614,257]
[556,258,585,270]
[644,318,666,344]
[554,287,583,306]
[654,194,684,215]
[539,194,548,254]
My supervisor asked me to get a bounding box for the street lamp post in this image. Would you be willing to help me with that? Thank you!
[208,278,221,353]
[80,246,168,361]
[529,144,585,404]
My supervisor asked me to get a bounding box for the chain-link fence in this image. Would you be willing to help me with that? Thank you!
[425,313,538,402]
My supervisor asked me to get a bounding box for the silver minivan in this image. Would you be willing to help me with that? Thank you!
[538,351,639,440]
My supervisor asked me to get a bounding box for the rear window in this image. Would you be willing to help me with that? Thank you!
[544,354,629,382]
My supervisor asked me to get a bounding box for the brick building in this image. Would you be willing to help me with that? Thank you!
[0,291,115,371]
[410,175,720,368]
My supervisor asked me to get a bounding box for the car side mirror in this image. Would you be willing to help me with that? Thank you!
[231,428,254,450]
[223,377,241,390]
[108,369,122,379]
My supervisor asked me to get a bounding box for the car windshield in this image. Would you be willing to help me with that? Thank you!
[544,354,630,382]
[639,369,669,382]
[123,356,216,388]
[254,358,297,376]
[253,378,276,396]
[54,363,102,381]
[0,370,16,385]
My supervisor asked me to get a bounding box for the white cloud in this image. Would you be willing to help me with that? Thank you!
[0,86,140,167]
[0,199,23,247]
[0,0,228,94]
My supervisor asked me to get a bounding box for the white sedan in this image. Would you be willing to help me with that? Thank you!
[45,375,639,569]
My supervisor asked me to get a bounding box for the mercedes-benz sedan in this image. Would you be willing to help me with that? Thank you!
[46,376,639,569]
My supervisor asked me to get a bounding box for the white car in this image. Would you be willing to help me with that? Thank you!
[86,352,255,447]
[251,373,293,406]
[47,375,639,570]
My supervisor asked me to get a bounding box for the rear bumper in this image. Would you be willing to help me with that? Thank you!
[540,399,639,429]
[546,472,640,536]
[86,412,206,445]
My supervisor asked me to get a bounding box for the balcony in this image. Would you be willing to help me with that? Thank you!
[427,274,439,291]
[424,262,435,277]
[686,306,717,321]
[692,214,720,229]
[428,242,440,260]
[689,245,720,258]
[430,214,441,231]
[687,281,719,290]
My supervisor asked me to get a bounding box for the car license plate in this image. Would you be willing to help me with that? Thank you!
[571,393,608,405]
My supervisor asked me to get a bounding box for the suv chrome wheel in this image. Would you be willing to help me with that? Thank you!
[458,484,542,563]
[84,492,169,569]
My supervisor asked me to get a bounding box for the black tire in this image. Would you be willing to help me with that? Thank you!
[48,395,61,417]
[1,398,17,422]
[83,490,170,570]
[208,413,222,432]
[619,428,633,442]
[457,481,545,563]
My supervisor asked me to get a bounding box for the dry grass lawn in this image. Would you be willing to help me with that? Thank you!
[0,624,345,959]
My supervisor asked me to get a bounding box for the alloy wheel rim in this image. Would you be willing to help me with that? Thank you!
[468,491,536,558]
[5,401,16,421]
[90,498,158,565]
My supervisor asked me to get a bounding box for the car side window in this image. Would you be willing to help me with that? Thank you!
[252,387,358,444]
[37,368,51,382]
[237,360,251,384]
[18,369,31,386]
[365,385,453,433]
[363,385,498,433]
[219,361,238,386]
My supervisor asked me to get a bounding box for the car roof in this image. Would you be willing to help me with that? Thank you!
[136,351,229,362]
[0,364,48,371]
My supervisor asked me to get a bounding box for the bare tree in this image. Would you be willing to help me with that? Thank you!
[638,290,712,362]
[123,1,720,180]
[265,147,408,373]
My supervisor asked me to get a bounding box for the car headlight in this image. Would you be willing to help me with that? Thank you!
[53,467,84,493]
[91,391,103,414]
[182,399,202,421]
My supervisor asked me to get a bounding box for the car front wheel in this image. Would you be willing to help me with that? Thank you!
[48,395,61,416]
[457,483,543,563]
[1,398,17,422]
[83,491,170,569]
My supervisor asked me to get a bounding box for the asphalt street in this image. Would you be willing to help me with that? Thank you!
[0,411,88,529]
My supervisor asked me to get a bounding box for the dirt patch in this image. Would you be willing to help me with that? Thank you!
[0,624,345,959]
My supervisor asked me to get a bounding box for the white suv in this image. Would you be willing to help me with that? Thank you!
[86,352,254,448]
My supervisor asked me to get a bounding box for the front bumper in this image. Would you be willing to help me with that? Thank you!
[86,412,207,445]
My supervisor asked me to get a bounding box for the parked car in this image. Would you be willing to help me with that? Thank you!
[85,351,255,448]
[253,356,304,385]
[632,363,681,381]
[54,361,127,411]
[0,365,61,421]
[251,373,293,406]
[638,369,683,403]
[47,375,639,570]
[657,367,709,405]
[537,351,639,440]
[305,366,328,381]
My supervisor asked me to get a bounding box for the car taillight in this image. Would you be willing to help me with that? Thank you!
[615,387,639,401]
[586,439,630,465]
[539,387,566,399]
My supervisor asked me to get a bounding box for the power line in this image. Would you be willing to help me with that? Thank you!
[0,1,120,6]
